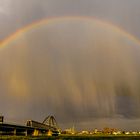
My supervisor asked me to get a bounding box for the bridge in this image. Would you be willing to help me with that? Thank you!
[0,115,60,136]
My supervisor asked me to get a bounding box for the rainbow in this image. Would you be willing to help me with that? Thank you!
[1,16,140,48]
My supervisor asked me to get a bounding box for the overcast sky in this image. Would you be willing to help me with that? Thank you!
[1,0,140,40]
[1,0,140,131]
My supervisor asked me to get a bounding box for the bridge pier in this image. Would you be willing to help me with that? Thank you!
[13,129,16,135]
[24,129,28,136]
[33,129,39,136]
[47,129,52,136]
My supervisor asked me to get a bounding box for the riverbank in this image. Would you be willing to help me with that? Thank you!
[1,135,140,140]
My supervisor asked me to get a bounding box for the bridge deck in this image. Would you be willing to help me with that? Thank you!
[0,116,59,136]
[0,123,51,136]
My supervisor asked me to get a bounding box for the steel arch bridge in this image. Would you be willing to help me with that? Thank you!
[42,115,59,130]
[26,115,60,135]
[0,115,60,136]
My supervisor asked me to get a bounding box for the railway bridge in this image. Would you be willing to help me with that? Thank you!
[0,115,60,136]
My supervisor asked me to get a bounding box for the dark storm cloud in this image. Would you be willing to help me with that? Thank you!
[1,19,140,130]
[1,0,140,130]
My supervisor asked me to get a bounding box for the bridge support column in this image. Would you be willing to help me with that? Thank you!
[33,129,39,136]
[24,129,28,136]
[13,129,16,135]
[0,131,2,135]
[47,130,52,136]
